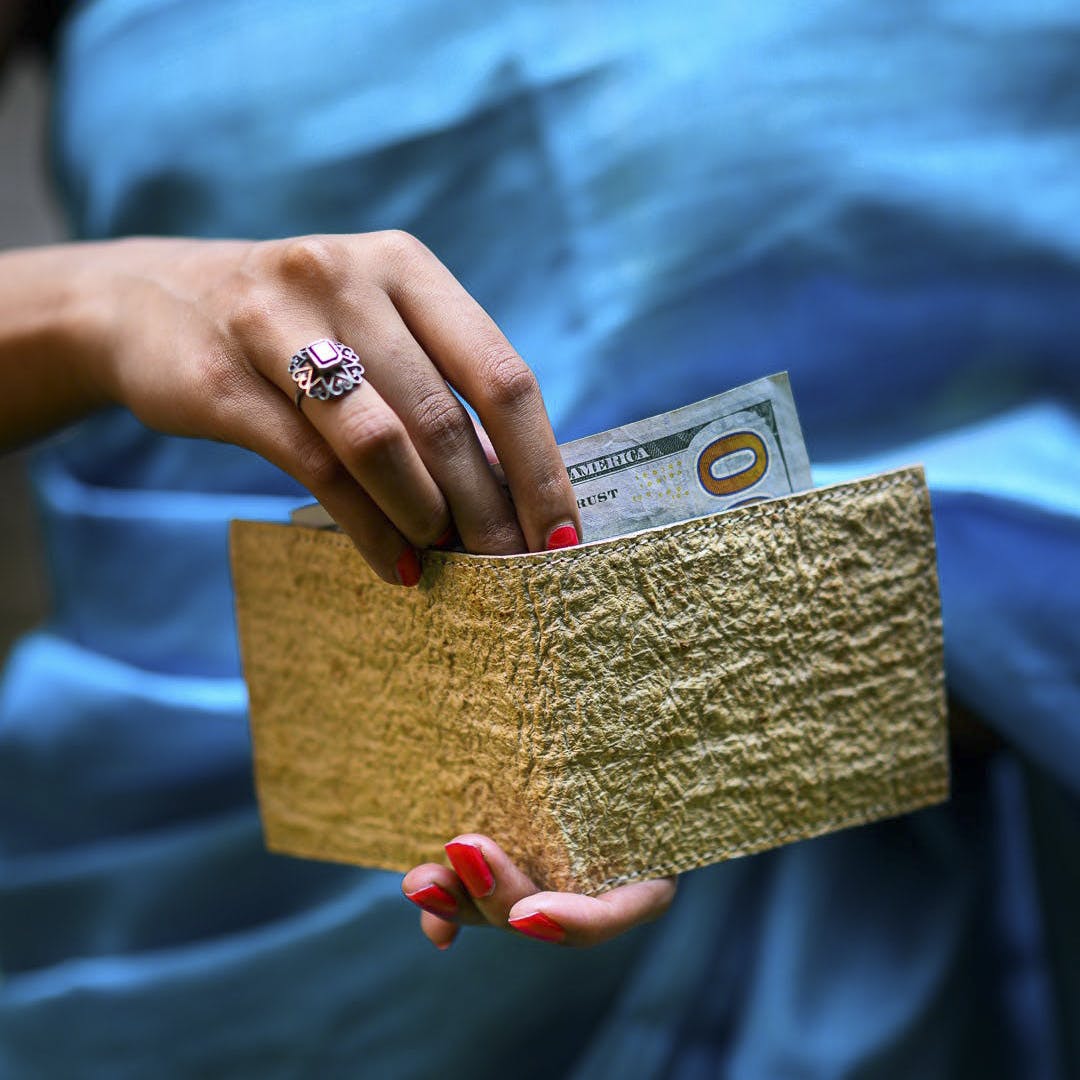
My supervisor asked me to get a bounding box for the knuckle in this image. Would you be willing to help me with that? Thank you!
[532,465,573,506]
[226,290,275,346]
[338,408,406,465]
[476,346,538,411]
[411,389,471,449]
[369,230,432,291]
[470,515,525,556]
[293,437,348,492]
[275,235,341,290]
[372,229,429,268]
[418,508,452,547]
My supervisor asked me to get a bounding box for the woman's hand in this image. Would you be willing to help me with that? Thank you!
[0,232,581,577]
[401,835,677,949]
[2,235,668,945]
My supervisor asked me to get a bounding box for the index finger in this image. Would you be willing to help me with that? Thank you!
[374,231,581,552]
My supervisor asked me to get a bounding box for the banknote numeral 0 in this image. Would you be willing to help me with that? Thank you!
[696,431,768,497]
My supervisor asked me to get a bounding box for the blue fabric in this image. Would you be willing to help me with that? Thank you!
[3,0,1079,1075]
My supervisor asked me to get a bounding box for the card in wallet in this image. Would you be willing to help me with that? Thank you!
[230,465,948,894]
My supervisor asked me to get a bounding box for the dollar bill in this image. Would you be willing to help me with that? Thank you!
[552,371,810,541]
[290,372,811,543]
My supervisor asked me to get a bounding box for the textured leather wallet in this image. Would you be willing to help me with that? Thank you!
[230,466,948,894]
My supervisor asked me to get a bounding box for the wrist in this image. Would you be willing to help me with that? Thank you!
[0,242,116,450]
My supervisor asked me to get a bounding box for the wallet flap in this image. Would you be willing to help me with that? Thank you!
[231,466,948,893]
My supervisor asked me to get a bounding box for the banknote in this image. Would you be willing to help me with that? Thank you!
[290,372,812,543]
[549,371,810,541]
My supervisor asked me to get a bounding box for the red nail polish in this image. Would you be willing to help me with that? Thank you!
[508,911,566,944]
[444,841,495,898]
[546,524,579,550]
[404,882,458,918]
[396,548,421,587]
[432,527,456,550]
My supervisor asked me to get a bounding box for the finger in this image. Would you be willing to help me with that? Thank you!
[231,298,451,550]
[401,863,485,926]
[330,287,525,555]
[374,232,581,551]
[507,877,677,948]
[206,364,427,584]
[444,834,544,928]
[302,377,448,547]
[420,911,460,952]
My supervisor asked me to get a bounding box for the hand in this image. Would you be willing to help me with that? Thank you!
[39,232,581,577]
[401,834,677,950]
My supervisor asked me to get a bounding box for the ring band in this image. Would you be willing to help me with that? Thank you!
[288,338,365,409]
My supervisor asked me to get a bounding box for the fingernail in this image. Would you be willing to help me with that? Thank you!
[508,911,566,944]
[432,527,457,550]
[436,925,459,951]
[444,841,495,898]
[545,524,579,551]
[404,882,458,918]
[395,548,421,587]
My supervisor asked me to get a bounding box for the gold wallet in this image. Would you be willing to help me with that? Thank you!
[230,466,948,894]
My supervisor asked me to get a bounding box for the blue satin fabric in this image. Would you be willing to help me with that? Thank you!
[2,1,1079,1076]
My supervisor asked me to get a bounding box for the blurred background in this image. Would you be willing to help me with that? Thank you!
[0,54,62,662]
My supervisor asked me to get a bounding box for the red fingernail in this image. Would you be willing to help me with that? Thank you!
[395,548,421,587]
[444,841,495,898]
[545,524,579,550]
[508,911,566,944]
[432,527,457,550]
[404,882,458,918]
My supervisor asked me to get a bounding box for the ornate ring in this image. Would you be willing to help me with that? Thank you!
[288,338,365,410]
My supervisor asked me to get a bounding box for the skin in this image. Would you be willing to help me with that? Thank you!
[405,835,676,950]
[0,232,677,948]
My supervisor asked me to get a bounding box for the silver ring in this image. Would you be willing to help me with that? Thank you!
[288,338,365,410]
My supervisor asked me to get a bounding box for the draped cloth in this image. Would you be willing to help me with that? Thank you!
[2,2,1078,1075]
